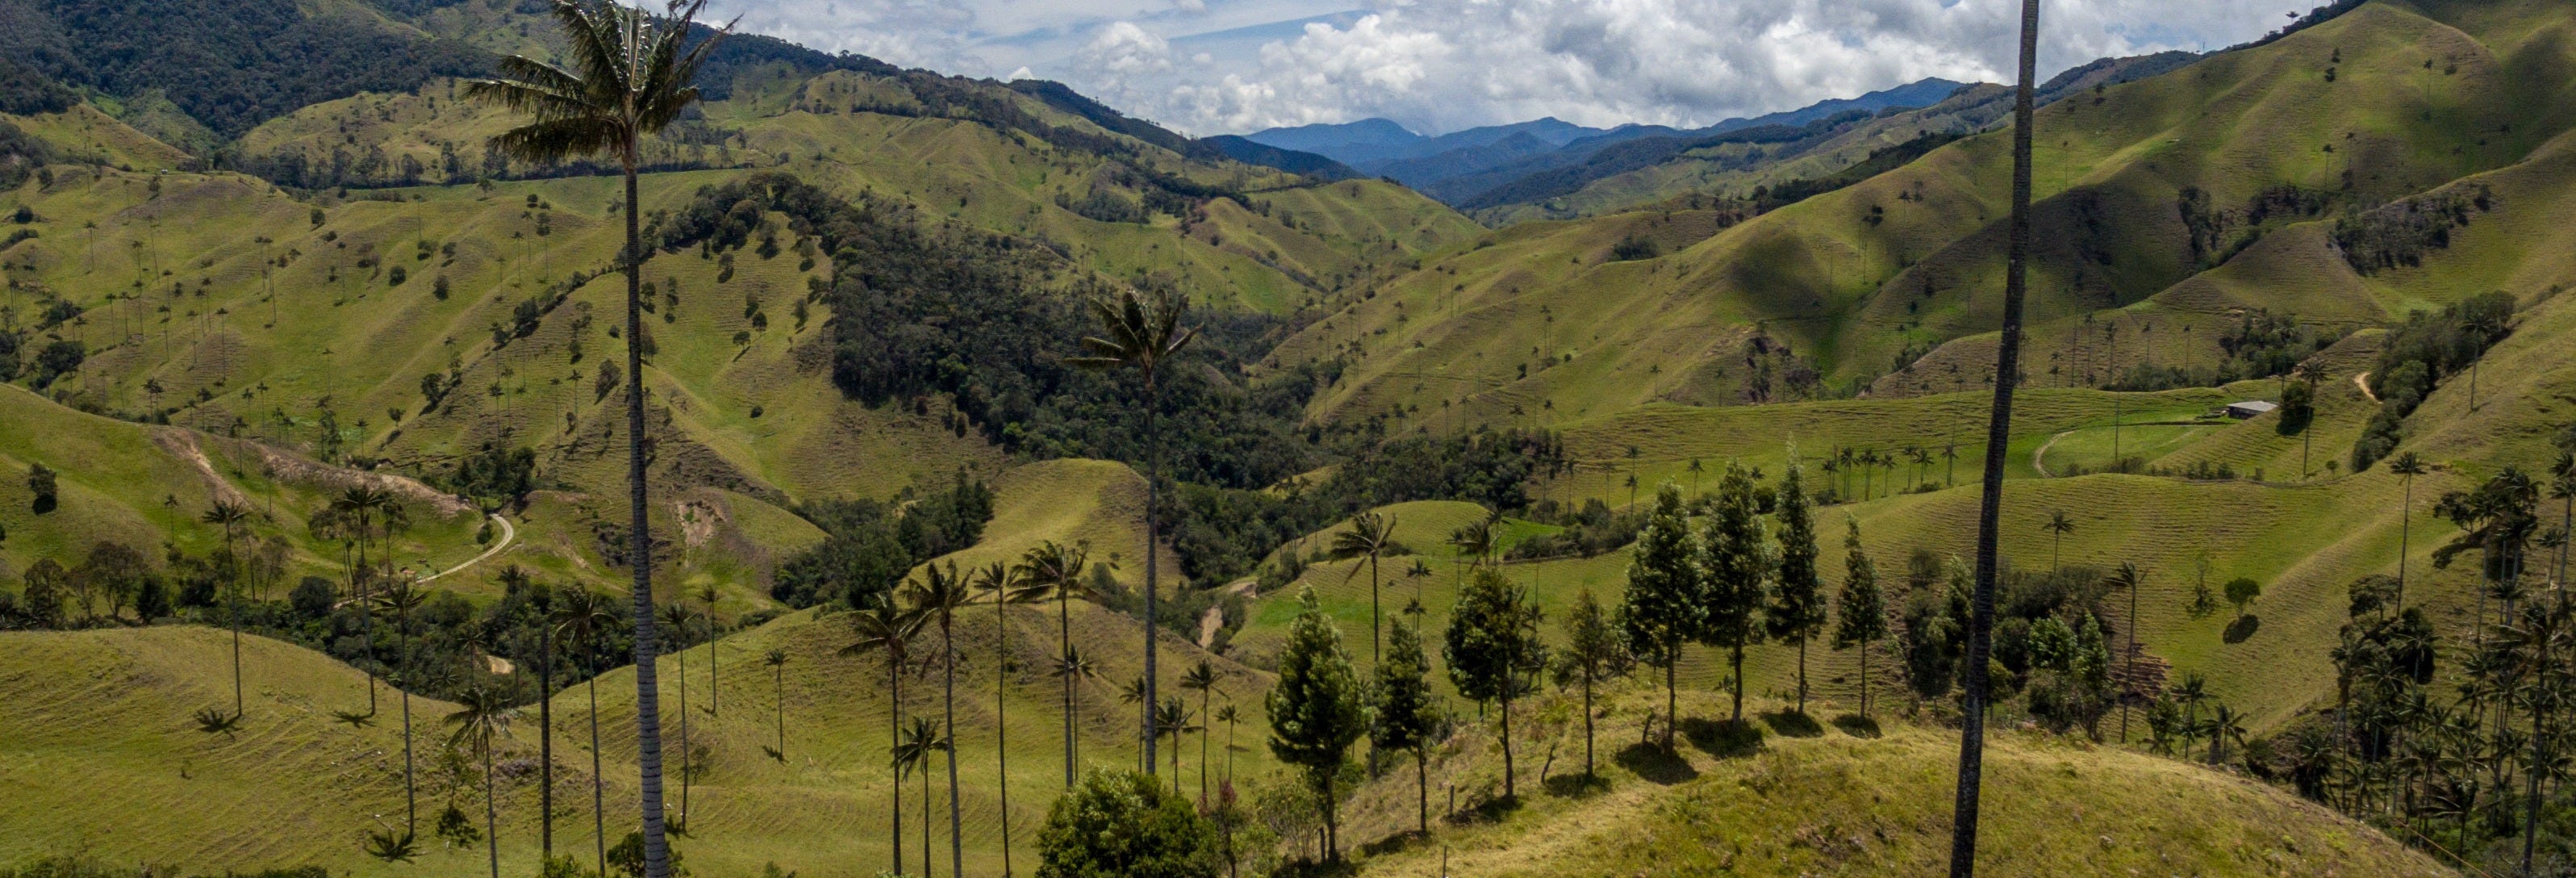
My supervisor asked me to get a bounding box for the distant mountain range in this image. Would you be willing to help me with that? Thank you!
[1246,77,1971,205]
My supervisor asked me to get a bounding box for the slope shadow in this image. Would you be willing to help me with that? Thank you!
[1761,710,1826,738]
[2223,614,2261,643]
[1614,741,1698,784]
[1680,717,1765,759]
[1830,713,1884,738]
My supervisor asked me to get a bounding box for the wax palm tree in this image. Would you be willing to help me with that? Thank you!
[1154,696,1200,790]
[1065,287,1197,776]
[762,649,789,761]
[891,716,949,878]
[1404,559,1434,612]
[698,583,720,717]
[1950,1,2041,873]
[1448,518,1496,570]
[333,486,392,716]
[658,601,699,832]
[552,588,619,877]
[1214,702,1241,783]
[466,5,731,871]
[2102,562,2144,742]
[2206,704,2249,765]
[496,567,562,860]
[1332,511,1400,663]
[445,684,512,878]
[1017,540,1094,786]
[1120,676,1151,761]
[1051,645,1098,780]
[905,562,974,878]
[201,501,253,717]
[842,593,925,876]
[2295,360,2330,477]
[2389,452,2428,607]
[974,561,1046,878]
[374,583,431,835]
[2173,673,2211,755]
[1180,660,1223,801]
[2043,512,2074,574]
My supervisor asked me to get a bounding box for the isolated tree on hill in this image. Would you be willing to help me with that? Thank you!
[1557,585,1629,778]
[1622,483,1700,750]
[908,562,975,878]
[762,648,788,759]
[1768,460,1827,714]
[467,2,732,869]
[1018,540,1095,786]
[445,684,511,878]
[27,462,57,514]
[892,716,949,878]
[1372,617,1438,834]
[374,583,431,837]
[201,500,252,717]
[843,592,925,876]
[2387,452,2428,606]
[550,588,618,878]
[658,601,699,830]
[1951,1,2042,872]
[1833,517,1887,718]
[976,560,1047,878]
[1331,511,1400,663]
[1179,660,1224,803]
[1266,587,1367,863]
[2043,512,2075,574]
[1447,567,1547,799]
[2223,578,2262,621]
[1067,287,1197,777]
[1702,462,1770,723]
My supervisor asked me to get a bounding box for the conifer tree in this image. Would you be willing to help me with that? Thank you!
[1370,617,1438,834]
[1558,586,1628,777]
[1766,460,1827,714]
[1621,483,1700,750]
[1701,462,1771,723]
[1447,567,1548,799]
[1266,587,1367,862]
[1832,516,1888,717]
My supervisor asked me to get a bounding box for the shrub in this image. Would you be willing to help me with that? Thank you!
[1036,769,1217,878]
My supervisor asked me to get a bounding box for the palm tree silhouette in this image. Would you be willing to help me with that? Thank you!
[1950,0,2042,874]
[1404,559,1434,612]
[333,486,392,716]
[374,582,431,835]
[658,601,698,832]
[2043,512,2075,573]
[1332,512,1400,663]
[2102,562,2144,742]
[698,583,720,717]
[907,563,975,878]
[1179,660,1223,802]
[1017,540,1095,786]
[891,716,950,878]
[1213,702,1240,783]
[762,649,789,761]
[444,684,512,878]
[1154,696,1200,791]
[974,561,1046,878]
[1066,287,1197,777]
[552,588,619,877]
[1120,675,1150,764]
[466,4,732,870]
[200,500,252,717]
[2389,452,2428,608]
[2295,360,2330,477]
[1050,645,1097,783]
[499,566,561,860]
[843,593,925,875]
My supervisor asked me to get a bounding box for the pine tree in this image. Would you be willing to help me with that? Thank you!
[1766,460,1827,715]
[1832,516,1888,717]
[1446,567,1548,800]
[1620,483,1700,750]
[1265,587,1367,863]
[1558,586,1629,778]
[1370,617,1438,835]
[1701,462,1771,723]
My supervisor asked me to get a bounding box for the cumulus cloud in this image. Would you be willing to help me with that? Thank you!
[704,0,2287,136]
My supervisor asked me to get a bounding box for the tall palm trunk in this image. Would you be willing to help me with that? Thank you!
[996,602,1016,878]
[921,763,933,878]
[1950,2,2040,876]
[1199,687,1212,803]
[401,617,416,834]
[589,646,607,878]
[1143,378,1162,776]
[1060,592,1076,787]
[890,657,906,876]
[675,640,690,829]
[622,160,675,878]
[482,745,501,878]
[2398,475,2415,607]
[540,622,553,859]
[941,617,964,878]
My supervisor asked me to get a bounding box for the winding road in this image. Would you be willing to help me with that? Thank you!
[420,514,517,583]
[2032,431,2073,478]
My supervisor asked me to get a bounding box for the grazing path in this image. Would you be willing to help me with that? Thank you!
[2353,371,2378,403]
[420,514,516,583]
[2032,430,2073,479]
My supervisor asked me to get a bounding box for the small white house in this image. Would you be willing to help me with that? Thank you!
[2225,400,2279,420]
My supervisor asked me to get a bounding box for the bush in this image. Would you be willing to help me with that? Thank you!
[1036,769,1217,878]
[290,575,337,619]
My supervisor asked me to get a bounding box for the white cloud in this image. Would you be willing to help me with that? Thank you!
[703,0,2289,136]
